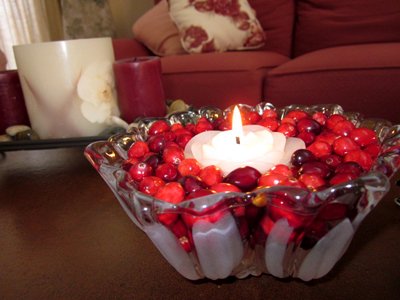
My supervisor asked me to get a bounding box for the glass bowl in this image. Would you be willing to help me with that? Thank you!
[84,103,400,281]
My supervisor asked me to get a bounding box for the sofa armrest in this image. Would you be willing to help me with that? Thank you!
[112,38,154,60]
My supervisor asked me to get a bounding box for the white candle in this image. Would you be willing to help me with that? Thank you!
[184,107,306,175]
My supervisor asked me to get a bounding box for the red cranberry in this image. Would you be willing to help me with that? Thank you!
[297,131,316,146]
[350,127,378,147]
[307,141,332,158]
[318,203,349,221]
[147,134,167,153]
[170,220,192,252]
[144,153,161,171]
[286,110,309,122]
[270,164,294,177]
[262,109,278,119]
[224,166,261,192]
[312,112,327,125]
[326,114,346,130]
[178,158,201,177]
[148,120,170,136]
[296,117,321,135]
[299,173,326,190]
[129,162,153,182]
[364,143,381,158]
[179,175,206,194]
[314,131,338,146]
[127,141,149,159]
[162,145,185,165]
[139,176,165,195]
[258,172,288,187]
[185,188,215,200]
[335,161,364,176]
[290,149,317,167]
[344,150,373,171]
[194,117,213,133]
[257,117,280,131]
[329,172,358,185]
[155,163,179,182]
[320,154,343,169]
[245,111,262,124]
[298,161,332,178]
[210,182,241,193]
[155,182,185,226]
[175,133,193,149]
[199,165,223,186]
[277,123,297,137]
[281,117,296,125]
[332,120,355,137]
[333,136,359,157]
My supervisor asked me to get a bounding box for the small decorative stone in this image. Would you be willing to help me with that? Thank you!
[5,125,32,137]
[15,129,40,141]
[0,134,12,142]
[167,99,190,115]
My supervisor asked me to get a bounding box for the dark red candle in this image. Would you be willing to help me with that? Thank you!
[113,57,166,123]
[0,70,30,134]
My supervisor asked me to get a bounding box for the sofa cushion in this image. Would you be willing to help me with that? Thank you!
[248,0,294,57]
[160,50,289,108]
[294,0,400,56]
[132,0,186,56]
[168,0,266,53]
[265,43,400,123]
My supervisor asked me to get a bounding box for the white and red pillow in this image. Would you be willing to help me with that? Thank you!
[168,0,266,53]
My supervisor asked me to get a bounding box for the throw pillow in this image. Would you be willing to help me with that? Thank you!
[132,0,186,56]
[168,0,266,53]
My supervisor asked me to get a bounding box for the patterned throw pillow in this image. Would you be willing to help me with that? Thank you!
[168,0,266,53]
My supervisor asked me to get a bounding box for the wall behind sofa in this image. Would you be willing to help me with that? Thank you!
[109,0,153,38]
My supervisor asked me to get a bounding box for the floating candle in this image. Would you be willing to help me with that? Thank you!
[184,106,306,175]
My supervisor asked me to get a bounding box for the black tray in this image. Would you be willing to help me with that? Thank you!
[0,135,109,152]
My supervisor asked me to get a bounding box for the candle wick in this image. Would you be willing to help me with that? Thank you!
[236,136,241,144]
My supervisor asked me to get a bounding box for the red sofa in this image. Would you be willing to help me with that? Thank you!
[112,0,400,124]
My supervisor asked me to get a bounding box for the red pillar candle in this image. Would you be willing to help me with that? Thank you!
[0,70,30,134]
[113,57,166,123]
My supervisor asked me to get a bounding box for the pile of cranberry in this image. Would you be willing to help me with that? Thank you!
[122,107,381,251]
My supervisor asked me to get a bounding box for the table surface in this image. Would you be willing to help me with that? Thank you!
[1,147,399,300]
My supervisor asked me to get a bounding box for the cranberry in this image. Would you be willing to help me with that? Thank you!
[258,172,288,187]
[312,112,327,125]
[297,131,315,146]
[268,197,311,229]
[185,188,215,200]
[143,153,160,169]
[277,123,297,137]
[257,117,280,131]
[299,173,326,190]
[270,164,294,177]
[127,141,149,159]
[162,145,185,165]
[314,131,338,145]
[344,149,373,171]
[246,111,262,124]
[286,110,309,122]
[210,182,241,193]
[307,141,332,158]
[350,127,378,147]
[129,162,153,182]
[148,120,170,136]
[262,109,278,119]
[155,182,185,225]
[332,120,355,137]
[364,143,381,158]
[329,172,358,185]
[297,117,321,135]
[335,161,364,176]
[178,158,201,177]
[199,165,223,186]
[224,166,261,192]
[290,149,317,167]
[139,176,165,195]
[147,134,167,153]
[326,114,346,130]
[333,136,360,156]
[194,117,213,133]
[155,163,179,182]
[178,175,206,194]
[298,161,332,178]
[170,220,192,252]
[175,133,193,149]
[320,154,343,168]
[318,203,349,221]
[170,123,184,132]
[281,117,296,125]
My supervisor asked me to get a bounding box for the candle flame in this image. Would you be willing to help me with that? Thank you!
[232,106,243,144]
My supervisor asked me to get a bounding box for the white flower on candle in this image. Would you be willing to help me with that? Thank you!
[77,60,120,123]
[184,107,306,175]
